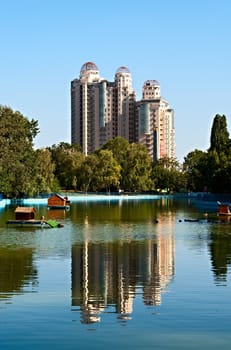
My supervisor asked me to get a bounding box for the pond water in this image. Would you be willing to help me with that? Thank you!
[0,196,231,349]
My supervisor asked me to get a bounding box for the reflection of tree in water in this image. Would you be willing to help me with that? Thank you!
[208,224,231,284]
[0,248,37,299]
[70,197,178,224]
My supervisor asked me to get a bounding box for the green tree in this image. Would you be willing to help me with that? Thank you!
[184,114,231,193]
[152,157,185,193]
[0,106,39,197]
[79,150,121,192]
[209,151,231,193]
[33,148,59,194]
[94,150,121,191]
[209,114,230,155]
[207,114,231,192]
[78,153,99,192]
[121,143,153,192]
[50,142,84,189]
[102,137,130,165]
[103,137,153,192]
[183,150,209,192]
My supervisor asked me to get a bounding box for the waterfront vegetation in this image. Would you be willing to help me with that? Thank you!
[0,105,231,198]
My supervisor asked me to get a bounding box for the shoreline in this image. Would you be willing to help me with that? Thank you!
[1,192,230,209]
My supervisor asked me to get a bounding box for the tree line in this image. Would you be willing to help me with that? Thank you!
[183,114,231,193]
[0,105,230,198]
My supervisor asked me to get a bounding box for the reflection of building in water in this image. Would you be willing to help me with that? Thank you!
[72,224,174,323]
[47,209,66,220]
[142,235,174,306]
[148,212,175,305]
[72,216,106,323]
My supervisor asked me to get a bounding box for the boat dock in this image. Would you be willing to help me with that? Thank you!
[6,206,64,228]
[6,219,63,228]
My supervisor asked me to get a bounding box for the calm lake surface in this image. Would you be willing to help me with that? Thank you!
[0,195,231,349]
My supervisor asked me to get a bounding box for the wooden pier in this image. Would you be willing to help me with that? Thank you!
[6,207,64,228]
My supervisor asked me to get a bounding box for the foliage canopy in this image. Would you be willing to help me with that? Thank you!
[1,106,229,197]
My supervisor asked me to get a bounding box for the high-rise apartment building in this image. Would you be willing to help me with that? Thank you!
[137,80,175,160]
[71,62,136,155]
[114,66,136,143]
[71,61,175,160]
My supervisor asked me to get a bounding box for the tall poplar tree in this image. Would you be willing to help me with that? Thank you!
[209,114,230,155]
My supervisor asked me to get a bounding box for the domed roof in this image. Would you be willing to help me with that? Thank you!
[143,80,160,87]
[116,66,130,74]
[80,61,99,72]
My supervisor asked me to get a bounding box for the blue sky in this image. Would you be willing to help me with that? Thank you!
[1,0,230,162]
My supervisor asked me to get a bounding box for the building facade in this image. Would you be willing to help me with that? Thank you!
[136,80,175,160]
[71,61,175,160]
